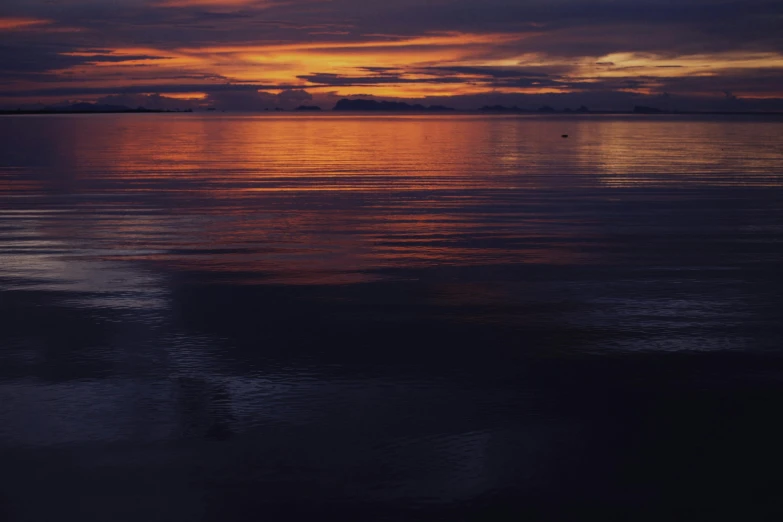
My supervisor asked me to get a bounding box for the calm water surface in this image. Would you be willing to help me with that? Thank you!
[1,114,782,521]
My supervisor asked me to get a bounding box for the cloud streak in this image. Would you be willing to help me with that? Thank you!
[0,17,52,31]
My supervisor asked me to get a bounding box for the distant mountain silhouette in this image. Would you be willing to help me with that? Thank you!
[427,105,455,112]
[295,105,322,111]
[537,105,556,113]
[333,99,455,112]
[478,105,530,113]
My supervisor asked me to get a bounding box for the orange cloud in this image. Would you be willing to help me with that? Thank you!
[168,32,534,88]
[178,32,527,55]
[29,32,535,99]
[0,17,51,31]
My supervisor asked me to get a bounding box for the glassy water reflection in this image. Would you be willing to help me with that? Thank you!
[1,114,782,521]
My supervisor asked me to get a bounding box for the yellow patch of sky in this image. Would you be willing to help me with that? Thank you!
[333,84,491,98]
[159,92,209,100]
[585,52,783,77]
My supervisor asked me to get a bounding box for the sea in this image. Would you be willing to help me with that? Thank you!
[1,113,782,521]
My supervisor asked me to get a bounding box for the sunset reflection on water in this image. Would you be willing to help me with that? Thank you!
[2,114,781,287]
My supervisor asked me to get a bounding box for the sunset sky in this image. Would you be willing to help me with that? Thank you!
[2,0,782,110]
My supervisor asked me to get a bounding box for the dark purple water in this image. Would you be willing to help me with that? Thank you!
[1,114,782,521]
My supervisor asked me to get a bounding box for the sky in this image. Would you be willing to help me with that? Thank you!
[1,0,783,111]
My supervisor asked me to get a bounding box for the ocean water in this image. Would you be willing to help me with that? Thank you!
[0,113,782,521]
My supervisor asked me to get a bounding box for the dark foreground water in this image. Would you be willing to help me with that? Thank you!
[1,114,782,521]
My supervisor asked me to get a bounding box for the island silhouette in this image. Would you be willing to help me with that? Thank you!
[633,105,666,114]
[333,99,455,112]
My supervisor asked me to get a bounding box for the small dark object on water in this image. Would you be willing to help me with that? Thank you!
[562,134,569,138]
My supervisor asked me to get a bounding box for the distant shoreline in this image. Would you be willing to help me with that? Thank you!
[0,109,179,115]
